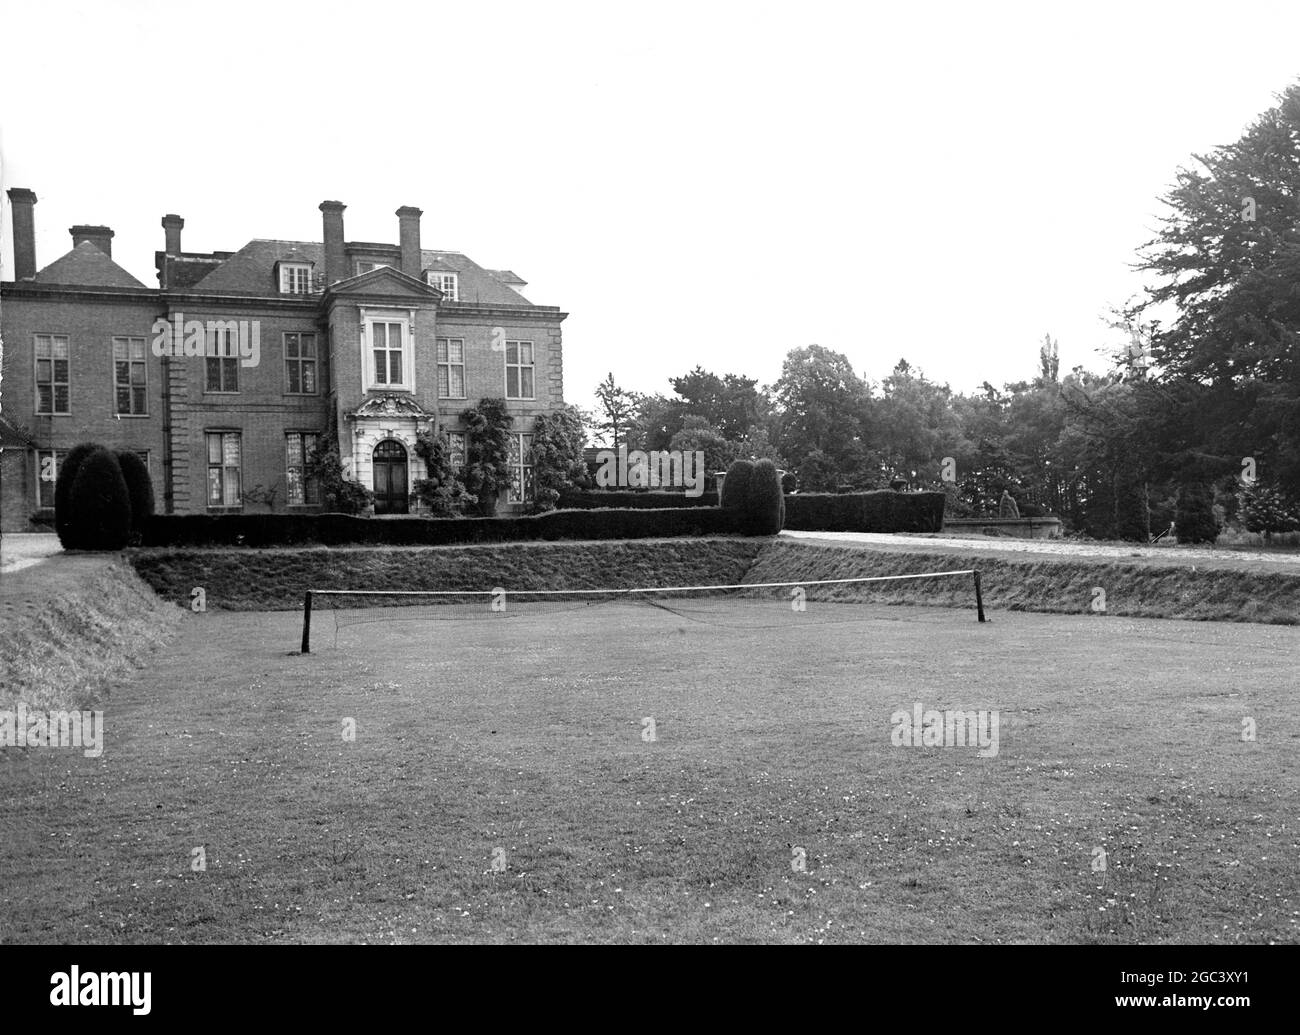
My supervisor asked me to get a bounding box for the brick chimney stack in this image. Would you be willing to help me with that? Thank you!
[70,225,115,258]
[6,187,38,279]
[320,201,346,287]
[162,214,184,254]
[396,206,422,279]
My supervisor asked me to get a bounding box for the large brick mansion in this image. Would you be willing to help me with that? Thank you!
[0,189,567,530]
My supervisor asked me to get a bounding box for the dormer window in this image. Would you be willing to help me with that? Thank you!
[355,259,393,276]
[279,262,313,294]
[426,271,458,301]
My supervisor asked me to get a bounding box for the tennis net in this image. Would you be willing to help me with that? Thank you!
[298,569,986,652]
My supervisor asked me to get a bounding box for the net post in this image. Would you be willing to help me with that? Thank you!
[301,590,313,654]
[973,570,986,623]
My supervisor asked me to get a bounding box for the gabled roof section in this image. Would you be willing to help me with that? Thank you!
[190,240,324,295]
[420,250,531,304]
[326,264,440,300]
[33,241,147,289]
[182,237,537,303]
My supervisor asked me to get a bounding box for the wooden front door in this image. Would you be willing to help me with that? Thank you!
[372,439,409,514]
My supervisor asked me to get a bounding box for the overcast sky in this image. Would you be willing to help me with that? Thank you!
[3,0,1299,418]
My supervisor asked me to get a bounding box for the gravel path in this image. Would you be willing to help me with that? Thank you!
[0,532,61,575]
[780,529,1300,568]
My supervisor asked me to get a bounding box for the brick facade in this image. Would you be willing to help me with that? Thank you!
[0,192,568,530]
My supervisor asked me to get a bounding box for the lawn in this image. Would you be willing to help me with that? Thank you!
[1,596,1297,944]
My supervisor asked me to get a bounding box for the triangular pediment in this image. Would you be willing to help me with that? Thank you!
[327,265,439,300]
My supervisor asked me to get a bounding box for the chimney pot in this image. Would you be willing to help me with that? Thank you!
[320,200,347,287]
[396,206,423,279]
[70,224,115,258]
[6,187,38,279]
[162,214,184,254]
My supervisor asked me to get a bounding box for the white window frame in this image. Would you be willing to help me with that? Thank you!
[437,337,466,398]
[285,432,321,506]
[34,334,71,415]
[35,448,68,509]
[113,336,148,415]
[206,432,243,508]
[355,259,393,276]
[361,309,414,392]
[279,262,313,294]
[426,271,458,301]
[508,432,534,503]
[504,340,535,400]
[284,332,318,395]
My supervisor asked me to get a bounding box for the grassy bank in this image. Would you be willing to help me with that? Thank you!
[127,538,765,611]
[747,539,1300,624]
[0,561,181,713]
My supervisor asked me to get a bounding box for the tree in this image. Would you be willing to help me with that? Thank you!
[1134,84,1300,490]
[54,442,102,549]
[748,459,785,535]
[720,459,755,515]
[1236,481,1300,542]
[413,427,476,516]
[461,399,514,515]
[668,416,734,476]
[772,345,871,477]
[306,439,372,514]
[594,373,636,452]
[530,405,589,511]
[1176,482,1220,544]
[115,450,155,539]
[68,448,132,550]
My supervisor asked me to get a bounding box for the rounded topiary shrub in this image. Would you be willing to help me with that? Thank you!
[54,442,103,550]
[748,459,784,535]
[720,460,755,515]
[115,450,155,537]
[68,447,133,550]
[780,470,797,495]
[1175,482,1219,544]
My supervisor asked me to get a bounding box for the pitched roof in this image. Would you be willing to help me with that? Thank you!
[33,241,148,289]
[420,250,530,304]
[186,238,533,304]
[190,240,325,295]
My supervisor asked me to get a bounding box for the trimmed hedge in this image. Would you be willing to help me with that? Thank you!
[557,490,719,509]
[115,450,156,536]
[720,460,755,513]
[139,506,742,548]
[748,459,784,536]
[54,442,101,549]
[69,448,133,550]
[783,491,945,533]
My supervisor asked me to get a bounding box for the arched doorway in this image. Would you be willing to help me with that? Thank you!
[372,439,409,514]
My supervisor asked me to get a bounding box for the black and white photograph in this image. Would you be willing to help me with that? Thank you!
[0,0,1295,1011]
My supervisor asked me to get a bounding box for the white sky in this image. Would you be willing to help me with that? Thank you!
[3,0,1299,419]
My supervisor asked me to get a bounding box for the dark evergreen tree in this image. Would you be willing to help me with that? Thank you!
[1175,482,1220,544]
[115,450,155,538]
[68,448,132,550]
[54,442,101,549]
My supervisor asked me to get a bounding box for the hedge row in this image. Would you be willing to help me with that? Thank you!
[561,488,945,533]
[783,491,945,533]
[139,507,741,547]
[557,490,719,509]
